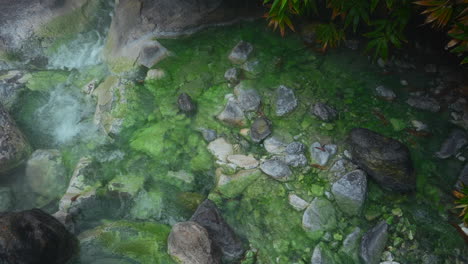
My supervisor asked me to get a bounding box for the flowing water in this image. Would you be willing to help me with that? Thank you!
[3,21,468,264]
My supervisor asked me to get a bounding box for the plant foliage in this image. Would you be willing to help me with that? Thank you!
[453,185,468,226]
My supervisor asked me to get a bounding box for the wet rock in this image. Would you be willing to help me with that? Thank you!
[285,154,308,167]
[178,93,196,115]
[375,86,396,101]
[52,211,74,233]
[199,128,217,142]
[312,102,338,122]
[146,68,166,80]
[0,104,31,174]
[411,120,428,131]
[260,158,292,181]
[0,209,78,264]
[276,85,297,116]
[264,136,287,154]
[331,170,367,216]
[168,221,221,264]
[435,129,467,159]
[0,187,13,212]
[215,169,261,198]
[406,96,440,112]
[311,244,334,264]
[241,60,262,77]
[250,117,271,143]
[25,149,67,208]
[310,143,337,166]
[347,128,415,192]
[329,159,358,182]
[234,83,261,112]
[455,164,468,190]
[0,70,28,110]
[302,198,337,233]
[288,194,309,211]
[286,141,306,155]
[360,221,389,264]
[449,98,466,113]
[190,200,244,261]
[227,154,259,169]
[341,227,362,258]
[228,41,253,64]
[217,96,246,126]
[207,138,234,162]
[224,68,241,84]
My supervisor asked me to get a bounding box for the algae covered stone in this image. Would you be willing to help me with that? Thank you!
[331,170,367,216]
[228,41,253,64]
[217,95,246,126]
[360,221,388,264]
[302,198,337,234]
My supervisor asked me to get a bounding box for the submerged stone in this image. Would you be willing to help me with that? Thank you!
[241,60,262,77]
[341,227,362,260]
[302,198,337,233]
[250,117,271,143]
[288,194,309,211]
[0,186,13,212]
[207,138,234,162]
[224,67,241,84]
[360,221,388,264]
[217,96,246,126]
[456,164,468,190]
[286,141,306,155]
[285,154,308,167]
[178,92,196,115]
[375,86,396,101]
[0,70,27,110]
[406,96,440,112]
[260,158,292,181]
[227,154,259,169]
[435,129,467,159]
[264,136,287,154]
[228,41,253,64]
[146,68,166,80]
[331,170,367,216]
[234,83,261,112]
[312,102,338,122]
[198,128,217,142]
[310,142,337,166]
[276,85,297,116]
[311,243,335,264]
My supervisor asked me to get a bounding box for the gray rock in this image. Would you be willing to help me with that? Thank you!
[435,129,467,159]
[311,244,334,264]
[312,102,338,122]
[217,96,246,126]
[331,170,367,216]
[168,221,221,264]
[285,154,308,167]
[264,136,287,154]
[286,142,306,155]
[228,41,253,64]
[347,128,415,192]
[224,68,241,84]
[329,159,358,182]
[207,138,234,162]
[288,194,309,211]
[455,164,468,190]
[360,221,389,264]
[260,158,292,181]
[406,96,440,112]
[234,83,261,112]
[0,70,27,110]
[250,117,271,143]
[0,104,31,174]
[341,227,362,258]
[241,60,262,76]
[375,86,396,101]
[178,93,196,115]
[199,128,217,142]
[302,198,337,233]
[190,200,244,261]
[0,187,13,212]
[310,143,337,166]
[276,85,297,116]
[227,155,259,169]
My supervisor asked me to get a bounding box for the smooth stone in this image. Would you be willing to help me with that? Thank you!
[360,221,389,264]
[331,170,367,216]
[288,194,309,211]
[285,154,308,167]
[178,93,196,115]
[375,86,396,100]
[234,83,261,112]
[190,200,244,260]
[276,85,297,116]
[207,138,234,162]
[228,41,253,64]
[312,102,338,122]
[260,158,292,181]
[286,141,306,155]
[0,187,13,212]
[199,128,217,142]
[224,68,241,84]
[264,136,287,154]
[310,142,337,166]
[435,129,467,159]
[406,96,440,112]
[347,128,415,192]
[227,154,259,169]
[302,198,337,233]
[168,221,221,264]
[250,117,272,143]
[217,96,246,126]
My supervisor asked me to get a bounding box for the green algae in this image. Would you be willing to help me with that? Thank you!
[26,71,70,92]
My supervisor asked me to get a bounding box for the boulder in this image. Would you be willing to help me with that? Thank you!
[168,221,221,264]
[217,96,246,126]
[406,96,440,112]
[250,117,272,143]
[302,198,337,233]
[435,129,467,159]
[312,102,338,122]
[346,128,415,192]
[260,158,292,181]
[0,104,31,174]
[331,170,367,216]
[360,221,388,264]
[190,200,244,261]
[276,85,297,116]
[228,41,254,64]
[0,209,78,264]
[178,93,196,115]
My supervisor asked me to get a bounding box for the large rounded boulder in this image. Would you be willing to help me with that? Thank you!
[0,209,78,264]
[0,104,31,174]
[346,128,415,192]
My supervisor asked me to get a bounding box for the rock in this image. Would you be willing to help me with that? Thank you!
[302,198,337,233]
[207,138,234,162]
[234,83,261,112]
[52,210,75,233]
[311,244,334,264]
[411,120,428,131]
[215,169,261,198]
[178,93,196,115]
[347,128,415,192]
[400,80,408,86]
[250,117,272,143]
[360,221,389,264]
[288,194,309,211]
[168,221,221,264]
[260,158,292,181]
[217,96,246,126]
[146,69,166,80]
[0,187,13,212]
[224,68,241,84]
[199,128,217,142]
[435,129,467,159]
[329,159,358,182]
[312,102,338,122]
[241,60,262,77]
[0,70,27,110]
[227,154,259,169]
[406,96,440,112]
[264,136,288,154]
[276,85,297,116]
[331,170,367,216]
[228,41,253,64]
[286,142,306,154]
[0,104,31,174]
[341,227,362,258]
[455,164,468,190]
[190,200,244,260]
[0,209,78,264]
[25,149,67,207]
[375,86,396,101]
[310,142,337,166]
[285,154,308,167]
